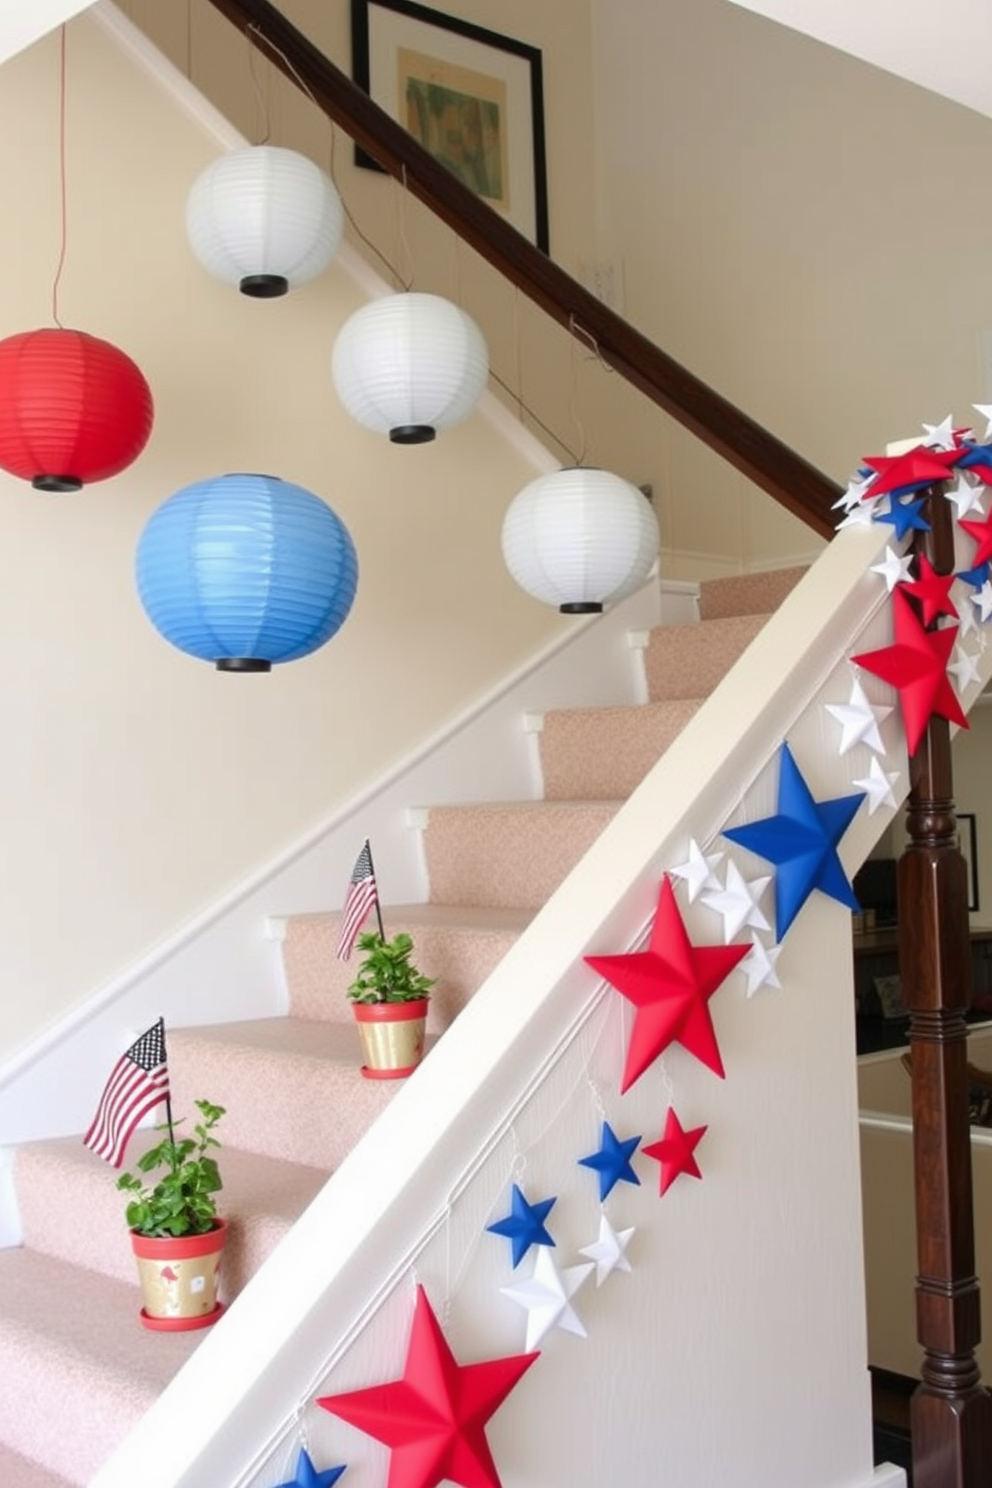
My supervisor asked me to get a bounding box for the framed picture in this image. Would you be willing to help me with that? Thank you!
[959,812,980,913]
[351,0,550,252]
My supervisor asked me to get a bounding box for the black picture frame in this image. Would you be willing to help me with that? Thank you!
[959,813,980,913]
[351,0,550,253]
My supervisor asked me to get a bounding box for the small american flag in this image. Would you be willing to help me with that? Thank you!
[335,840,379,960]
[83,1017,170,1168]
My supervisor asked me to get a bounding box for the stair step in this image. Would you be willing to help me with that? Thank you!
[698,564,806,620]
[539,698,704,799]
[0,1248,202,1484]
[423,800,620,909]
[15,1136,327,1296]
[166,1019,416,1169]
[282,903,533,1027]
[643,613,768,701]
[0,1443,77,1488]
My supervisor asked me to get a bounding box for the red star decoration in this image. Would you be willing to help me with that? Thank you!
[317,1285,538,1488]
[960,509,992,569]
[852,587,967,756]
[860,446,960,497]
[642,1108,707,1196]
[585,876,748,1093]
[902,554,958,625]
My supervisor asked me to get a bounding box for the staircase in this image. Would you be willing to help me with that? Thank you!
[0,565,806,1486]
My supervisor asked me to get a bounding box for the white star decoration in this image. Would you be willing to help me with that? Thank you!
[852,756,900,816]
[500,1248,594,1350]
[971,582,992,624]
[741,935,782,997]
[922,414,959,450]
[579,1215,635,1286]
[833,472,876,512]
[948,644,982,693]
[836,495,881,530]
[870,544,914,593]
[701,860,771,941]
[669,838,724,903]
[825,677,891,754]
[973,403,992,441]
[958,592,982,637]
[946,471,985,519]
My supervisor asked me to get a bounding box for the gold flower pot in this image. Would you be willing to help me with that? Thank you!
[353,999,428,1079]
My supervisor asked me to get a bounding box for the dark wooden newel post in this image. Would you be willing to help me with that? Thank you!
[900,483,992,1486]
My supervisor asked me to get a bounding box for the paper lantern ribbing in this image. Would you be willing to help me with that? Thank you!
[501,468,659,613]
[135,474,358,672]
[186,145,344,298]
[331,292,489,444]
[0,328,153,491]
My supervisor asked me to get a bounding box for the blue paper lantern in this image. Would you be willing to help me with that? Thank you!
[136,473,358,671]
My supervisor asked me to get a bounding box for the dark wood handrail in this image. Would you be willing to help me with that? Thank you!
[204,0,839,538]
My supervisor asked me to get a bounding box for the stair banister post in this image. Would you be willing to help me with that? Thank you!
[899,481,992,1486]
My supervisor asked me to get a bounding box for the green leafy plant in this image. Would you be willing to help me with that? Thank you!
[117,1098,225,1238]
[346,931,436,1004]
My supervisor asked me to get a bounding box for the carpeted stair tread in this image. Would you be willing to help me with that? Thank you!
[538,698,704,800]
[423,800,620,910]
[697,565,806,620]
[0,1248,201,1484]
[282,903,533,1026]
[166,1019,422,1170]
[643,613,769,701]
[15,1136,328,1296]
[0,1443,77,1488]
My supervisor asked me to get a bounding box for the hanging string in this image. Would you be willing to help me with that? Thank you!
[245,22,411,291]
[245,24,272,143]
[50,25,68,328]
[393,164,415,291]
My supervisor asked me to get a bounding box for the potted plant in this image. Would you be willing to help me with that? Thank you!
[117,1097,228,1331]
[347,930,435,1079]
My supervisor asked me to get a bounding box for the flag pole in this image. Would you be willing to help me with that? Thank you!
[160,1018,177,1146]
[364,837,387,940]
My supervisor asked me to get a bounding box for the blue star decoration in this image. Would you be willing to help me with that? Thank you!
[486,1183,557,1267]
[578,1122,642,1201]
[958,560,991,591]
[721,742,864,942]
[875,491,931,539]
[275,1447,346,1488]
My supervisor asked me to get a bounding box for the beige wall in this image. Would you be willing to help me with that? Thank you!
[0,13,565,1060]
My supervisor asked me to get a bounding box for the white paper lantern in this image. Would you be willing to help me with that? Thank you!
[331,292,489,444]
[186,145,344,298]
[501,468,659,613]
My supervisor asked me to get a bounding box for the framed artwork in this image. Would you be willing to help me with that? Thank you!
[959,812,980,913]
[351,0,550,252]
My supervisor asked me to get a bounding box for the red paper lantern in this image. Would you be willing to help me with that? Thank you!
[0,328,154,491]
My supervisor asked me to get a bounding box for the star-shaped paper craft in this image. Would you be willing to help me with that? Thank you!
[921,415,967,451]
[500,1248,594,1351]
[861,445,960,496]
[836,496,879,531]
[946,471,986,519]
[852,587,967,755]
[956,442,992,484]
[722,742,864,942]
[486,1185,556,1268]
[579,1215,635,1286]
[958,560,991,592]
[317,1286,538,1488]
[852,756,900,816]
[871,544,915,593]
[902,554,958,626]
[974,404,992,441]
[585,876,748,1092]
[642,1108,707,1197]
[700,860,771,941]
[875,491,931,540]
[275,1448,346,1488]
[972,582,992,624]
[833,471,876,512]
[578,1121,641,1201]
[741,934,782,996]
[948,643,982,692]
[960,510,992,569]
[668,838,724,903]
[824,676,891,754]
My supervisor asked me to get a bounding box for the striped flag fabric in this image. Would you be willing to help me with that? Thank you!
[83,1017,170,1168]
[335,839,379,960]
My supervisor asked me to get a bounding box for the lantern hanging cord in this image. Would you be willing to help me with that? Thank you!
[51,24,68,328]
[488,363,581,466]
[246,23,412,292]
